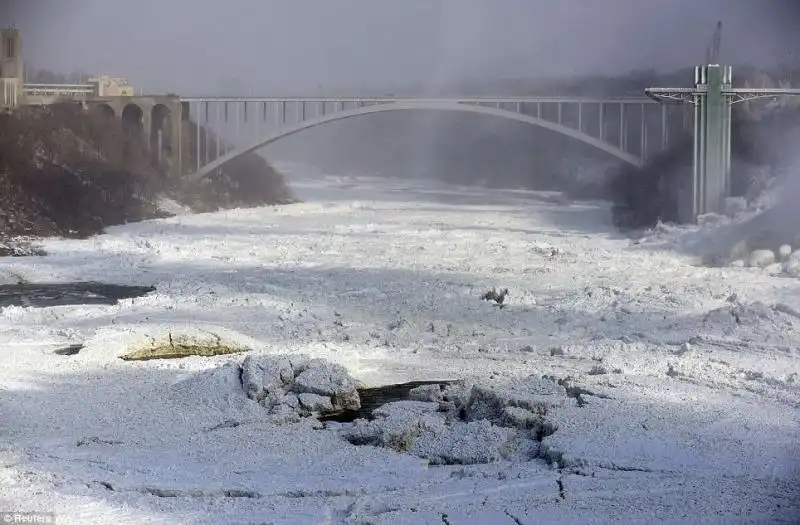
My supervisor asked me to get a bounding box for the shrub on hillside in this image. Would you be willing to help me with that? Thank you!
[0,103,295,238]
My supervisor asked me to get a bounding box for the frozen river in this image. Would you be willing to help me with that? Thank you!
[1,166,798,524]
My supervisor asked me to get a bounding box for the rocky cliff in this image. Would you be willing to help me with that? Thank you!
[0,103,295,239]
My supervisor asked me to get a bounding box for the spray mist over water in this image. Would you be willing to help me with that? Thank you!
[736,109,800,251]
[360,0,800,192]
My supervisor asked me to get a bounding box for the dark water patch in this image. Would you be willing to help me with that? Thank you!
[319,380,453,423]
[0,282,155,308]
[137,486,262,499]
[53,343,84,356]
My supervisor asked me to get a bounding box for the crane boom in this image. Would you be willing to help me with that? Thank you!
[706,21,722,64]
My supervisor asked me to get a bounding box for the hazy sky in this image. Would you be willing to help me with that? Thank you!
[3,0,798,94]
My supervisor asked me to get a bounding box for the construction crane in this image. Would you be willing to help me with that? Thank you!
[706,21,722,64]
[682,22,724,131]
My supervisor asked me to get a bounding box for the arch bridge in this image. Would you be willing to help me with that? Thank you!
[178,96,677,181]
[84,95,182,170]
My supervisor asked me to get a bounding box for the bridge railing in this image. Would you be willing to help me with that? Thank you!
[178,95,657,105]
[22,83,95,98]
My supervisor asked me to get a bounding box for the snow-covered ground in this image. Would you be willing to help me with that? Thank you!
[1,164,799,524]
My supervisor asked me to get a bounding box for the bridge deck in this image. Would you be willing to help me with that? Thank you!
[178,96,656,104]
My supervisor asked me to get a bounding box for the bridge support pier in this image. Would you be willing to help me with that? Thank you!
[692,64,733,219]
[176,102,187,177]
[87,96,183,176]
[647,66,800,223]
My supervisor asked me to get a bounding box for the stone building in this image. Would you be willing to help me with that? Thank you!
[0,26,23,110]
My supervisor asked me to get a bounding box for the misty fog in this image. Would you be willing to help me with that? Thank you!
[3,0,799,196]
[5,0,799,93]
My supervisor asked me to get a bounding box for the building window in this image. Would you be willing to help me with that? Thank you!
[6,38,14,59]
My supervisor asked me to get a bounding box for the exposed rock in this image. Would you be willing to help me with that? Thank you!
[241,355,361,417]
[292,358,361,411]
[240,355,296,403]
[120,332,249,361]
[0,104,295,239]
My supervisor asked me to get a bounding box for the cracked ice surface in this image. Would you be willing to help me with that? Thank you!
[0,169,798,524]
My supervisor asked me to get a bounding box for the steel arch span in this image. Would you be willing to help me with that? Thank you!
[190,101,643,180]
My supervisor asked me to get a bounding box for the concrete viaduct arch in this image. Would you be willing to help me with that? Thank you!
[85,96,182,169]
[190,101,643,181]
